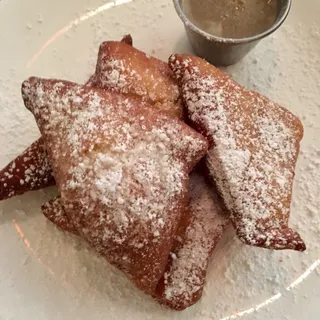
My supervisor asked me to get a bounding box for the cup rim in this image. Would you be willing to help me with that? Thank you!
[173,0,292,44]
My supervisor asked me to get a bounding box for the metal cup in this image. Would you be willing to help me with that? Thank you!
[173,0,292,66]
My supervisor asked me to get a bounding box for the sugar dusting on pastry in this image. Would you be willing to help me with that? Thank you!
[0,138,54,200]
[22,77,208,293]
[95,58,142,93]
[42,196,79,235]
[169,54,306,252]
[0,40,183,203]
[155,171,229,310]
[92,41,183,118]
[0,25,318,317]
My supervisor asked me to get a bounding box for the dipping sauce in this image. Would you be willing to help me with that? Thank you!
[181,0,279,39]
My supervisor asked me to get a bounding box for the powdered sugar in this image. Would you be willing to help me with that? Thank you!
[169,54,305,251]
[0,1,319,318]
[92,41,183,118]
[22,77,208,293]
[159,171,229,310]
[0,138,54,200]
[0,40,185,204]
[98,58,135,90]
[42,196,79,235]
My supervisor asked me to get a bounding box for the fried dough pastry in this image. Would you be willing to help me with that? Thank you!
[0,138,54,200]
[42,168,228,310]
[154,170,229,310]
[0,35,182,201]
[42,196,79,236]
[169,54,306,252]
[121,34,133,46]
[22,77,208,294]
[90,40,183,118]
[0,67,96,201]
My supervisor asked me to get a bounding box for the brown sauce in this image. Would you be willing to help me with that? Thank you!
[181,0,280,39]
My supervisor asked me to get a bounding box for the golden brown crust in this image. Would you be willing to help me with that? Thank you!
[0,36,183,201]
[42,168,229,311]
[42,196,79,236]
[169,54,305,252]
[90,40,183,118]
[22,77,208,294]
[153,170,229,310]
[0,138,55,200]
[121,34,133,46]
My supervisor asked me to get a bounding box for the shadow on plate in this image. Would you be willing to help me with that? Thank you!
[0,186,58,225]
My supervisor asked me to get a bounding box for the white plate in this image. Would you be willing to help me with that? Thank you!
[0,1,319,319]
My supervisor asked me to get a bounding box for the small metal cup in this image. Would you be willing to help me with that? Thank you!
[173,0,292,66]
